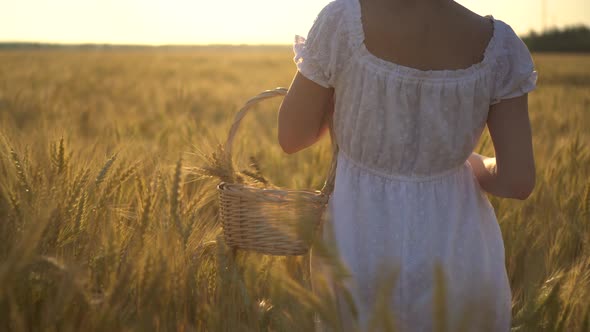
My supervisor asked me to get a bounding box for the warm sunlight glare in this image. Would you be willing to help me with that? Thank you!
[1,0,588,44]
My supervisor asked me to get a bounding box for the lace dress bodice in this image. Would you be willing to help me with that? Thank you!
[294,0,537,177]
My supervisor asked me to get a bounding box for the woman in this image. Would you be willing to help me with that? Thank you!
[278,0,537,330]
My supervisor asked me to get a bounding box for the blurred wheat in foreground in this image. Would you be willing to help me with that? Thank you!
[0,50,589,331]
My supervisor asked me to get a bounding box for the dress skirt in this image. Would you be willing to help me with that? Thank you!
[311,151,511,332]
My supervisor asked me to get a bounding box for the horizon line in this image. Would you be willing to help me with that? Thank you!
[2,24,588,49]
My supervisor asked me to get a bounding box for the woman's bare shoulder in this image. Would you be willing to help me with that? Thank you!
[444,2,495,57]
[449,2,494,37]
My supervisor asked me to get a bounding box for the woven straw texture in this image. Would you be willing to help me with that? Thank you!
[217,87,338,256]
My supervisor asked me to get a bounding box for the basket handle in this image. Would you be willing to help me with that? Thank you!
[223,87,338,197]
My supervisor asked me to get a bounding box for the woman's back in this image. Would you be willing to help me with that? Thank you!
[360,0,495,72]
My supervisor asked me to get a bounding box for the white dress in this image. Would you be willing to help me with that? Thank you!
[293,0,538,331]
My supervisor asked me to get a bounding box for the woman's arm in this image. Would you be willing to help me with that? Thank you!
[467,152,532,199]
[278,71,335,154]
[314,93,335,140]
[468,94,536,200]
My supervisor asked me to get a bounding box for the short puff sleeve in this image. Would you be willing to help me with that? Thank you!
[293,1,347,88]
[491,22,538,105]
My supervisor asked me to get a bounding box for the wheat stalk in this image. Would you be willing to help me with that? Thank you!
[50,137,67,175]
[170,157,185,242]
[95,153,118,188]
[9,148,32,198]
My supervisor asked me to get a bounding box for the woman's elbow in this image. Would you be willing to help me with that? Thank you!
[278,133,300,155]
[280,143,298,155]
[508,174,536,200]
[278,127,316,155]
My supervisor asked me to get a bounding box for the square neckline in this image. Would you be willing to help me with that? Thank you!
[348,0,498,78]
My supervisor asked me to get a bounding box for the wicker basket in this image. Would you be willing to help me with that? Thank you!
[217,87,338,256]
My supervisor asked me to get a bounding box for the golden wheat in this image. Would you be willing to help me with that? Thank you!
[0,49,588,331]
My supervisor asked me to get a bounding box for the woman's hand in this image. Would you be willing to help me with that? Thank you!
[468,153,494,181]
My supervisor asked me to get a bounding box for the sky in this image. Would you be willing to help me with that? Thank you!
[0,0,588,45]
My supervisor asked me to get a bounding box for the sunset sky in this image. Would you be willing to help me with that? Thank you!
[1,0,588,45]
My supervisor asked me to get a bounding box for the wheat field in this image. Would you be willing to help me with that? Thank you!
[0,49,589,331]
